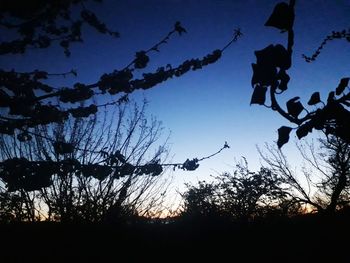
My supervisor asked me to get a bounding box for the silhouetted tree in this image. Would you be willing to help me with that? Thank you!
[181,181,222,219]
[0,100,173,222]
[319,137,350,212]
[259,135,350,213]
[250,0,350,148]
[0,1,236,203]
[181,159,294,221]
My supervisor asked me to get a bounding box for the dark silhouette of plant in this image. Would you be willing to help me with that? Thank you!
[250,0,350,148]
[0,190,30,222]
[181,181,223,219]
[0,97,231,222]
[181,159,293,221]
[0,0,119,56]
[302,29,350,63]
[0,101,172,222]
[0,1,235,214]
[259,135,350,214]
[0,0,241,138]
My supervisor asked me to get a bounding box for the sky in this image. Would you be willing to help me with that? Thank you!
[1,0,350,202]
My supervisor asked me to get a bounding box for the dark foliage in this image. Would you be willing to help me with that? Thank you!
[251,0,350,148]
[181,159,296,221]
[1,211,350,262]
[0,1,237,198]
[0,0,241,138]
[0,0,119,56]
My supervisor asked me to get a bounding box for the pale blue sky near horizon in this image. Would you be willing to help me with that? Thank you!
[1,0,350,198]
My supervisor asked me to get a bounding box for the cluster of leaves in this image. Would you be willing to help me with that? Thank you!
[0,0,119,56]
[0,140,229,192]
[0,155,163,193]
[98,49,222,94]
[0,158,54,192]
[250,1,350,148]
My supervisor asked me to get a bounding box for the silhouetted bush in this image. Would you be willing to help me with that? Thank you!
[181,159,299,221]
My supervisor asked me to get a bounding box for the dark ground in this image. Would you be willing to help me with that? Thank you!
[1,212,349,262]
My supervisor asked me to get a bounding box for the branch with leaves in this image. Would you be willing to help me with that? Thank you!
[0,140,229,192]
[1,18,241,140]
[0,0,119,56]
[250,0,350,148]
[302,29,350,63]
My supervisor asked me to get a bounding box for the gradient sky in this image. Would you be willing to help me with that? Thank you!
[1,0,350,198]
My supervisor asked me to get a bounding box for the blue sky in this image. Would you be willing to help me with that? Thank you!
[1,0,350,196]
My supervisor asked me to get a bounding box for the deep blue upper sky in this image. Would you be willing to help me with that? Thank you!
[1,0,350,192]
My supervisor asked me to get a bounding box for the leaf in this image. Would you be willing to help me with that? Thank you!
[250,84,268,105]
[59,85,93,103]
[327,91,335,103]
[37,36,51,48]
[138,163,163,177]
[202,50,222,65]
[277,69,290,91]
[114,163,135,179]
[277,126,293,148]
[0,123,15,135]
[69,104,97,118]
[265,2,294,31]
[37,83,53,93]
[9,98,34,116]
[53,141,74,155]
[59,158,80,174]
[71,69,78,77]
[335,77,349,95]
[134,51,149,69]
[32,105,68,125]
[59,40,69,48]
[307,92,321,105]
[286,97,304,118]
[114,150,126,164]
[182,158,199,171]
[33,70,48,80]
[255,45,275,66]
[0,89,11,107]
[254,44,290,70]
[22,167,53,191]
[296,122,313,139]
[81,9,109,34]
[1,158,55,192]
[81,164,112,181]
[174,21,187,35]
[251,63,277,87]
[17,132,32,142]
[273,44,291,70]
